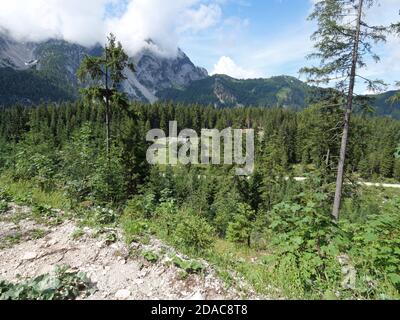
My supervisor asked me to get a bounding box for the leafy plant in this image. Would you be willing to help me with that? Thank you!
[226,203,255,247]
[347,198,400,297]
[0,188,11,202]
[92,206,118,225]
[0,200,8,214]
[141,251,159,264]
[0,266,95,300]
[265,191,351,298]
[32,204,63,226]
[171,256,205,275]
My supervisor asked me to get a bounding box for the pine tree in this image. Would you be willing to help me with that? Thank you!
[301,0,394,220]
[77,33,134,157]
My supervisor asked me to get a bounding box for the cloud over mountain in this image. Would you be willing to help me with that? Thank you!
[0,0,222,56]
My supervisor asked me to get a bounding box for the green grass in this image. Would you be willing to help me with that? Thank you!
[0,174,70,209]
[0,234,22,250]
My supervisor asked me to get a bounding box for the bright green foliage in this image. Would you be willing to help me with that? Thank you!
[0,266,94,300]
[348,198,400,296]
[265,192,349,297]
[92,206,118,225]
[211,180,241,236]
[1,100,400,300]
[91,147,126,204]
[60,123,97,200]
[13,132,58,191]
[124,194,157,219]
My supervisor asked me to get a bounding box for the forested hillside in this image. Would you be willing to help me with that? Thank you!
[157,75,313,109]
[157,74,400,117]
[0,67,75,105]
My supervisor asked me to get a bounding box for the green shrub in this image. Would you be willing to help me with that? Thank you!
[173,213,216,254]
[347,197,400,298]
[92,206,118,225]
[265,192,350,298]
[121,212,149,244]
[124,193,156,219]
[155,199,178,237]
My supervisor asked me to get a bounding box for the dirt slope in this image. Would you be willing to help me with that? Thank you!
[0,203,258,300]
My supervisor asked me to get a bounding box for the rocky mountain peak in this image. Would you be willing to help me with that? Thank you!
[0,33,209,104]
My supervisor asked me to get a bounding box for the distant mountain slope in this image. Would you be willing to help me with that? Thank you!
[0,67,75,105]
[157,74,400,118]
[368,90,400,119]
[157,74,313,109]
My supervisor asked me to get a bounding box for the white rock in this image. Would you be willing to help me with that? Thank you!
[47,239,58,246]
[188,291,205,301]
[21,252,38,260]
[115,289,131,300]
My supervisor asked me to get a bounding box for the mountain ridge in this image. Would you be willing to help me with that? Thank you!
[0,34,208,106]
[0,34,399,119]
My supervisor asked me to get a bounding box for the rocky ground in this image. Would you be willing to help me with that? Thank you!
[0,203,258,300]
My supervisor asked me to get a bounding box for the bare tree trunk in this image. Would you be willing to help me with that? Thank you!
[332,0,364,220]
[105,47,111,158]
[106,101,110,157]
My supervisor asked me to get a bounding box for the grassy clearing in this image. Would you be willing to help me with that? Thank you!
[0,174,70,210]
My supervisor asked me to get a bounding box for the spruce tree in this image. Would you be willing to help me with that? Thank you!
[301,0,395,219]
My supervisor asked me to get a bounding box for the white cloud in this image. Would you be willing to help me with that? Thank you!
[0,0,223,56]
[108,0,222,56]
[179,4,222,33]
[211,56,261,79]
[0,0,111,46]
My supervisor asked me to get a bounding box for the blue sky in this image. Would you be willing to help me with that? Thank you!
[177,0,400,93]
[180,0,313,78]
